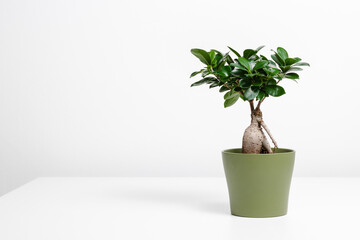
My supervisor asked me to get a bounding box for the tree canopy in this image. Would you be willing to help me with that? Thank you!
[190,46,310,108]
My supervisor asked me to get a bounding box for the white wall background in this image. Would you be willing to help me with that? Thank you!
[1,0,360,195]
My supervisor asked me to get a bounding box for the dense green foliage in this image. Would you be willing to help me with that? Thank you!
[190,46,309,108]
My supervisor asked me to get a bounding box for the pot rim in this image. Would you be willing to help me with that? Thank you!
[222,148,295,155]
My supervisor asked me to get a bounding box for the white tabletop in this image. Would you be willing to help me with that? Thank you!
[0,177,359,240]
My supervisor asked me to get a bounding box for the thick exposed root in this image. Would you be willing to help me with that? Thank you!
[261,132,272,153]
[259,120,278,149]
[242,122,264,154]
[242,110,275,154]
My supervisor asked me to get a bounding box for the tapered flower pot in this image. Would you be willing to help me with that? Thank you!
[222,148,295,218]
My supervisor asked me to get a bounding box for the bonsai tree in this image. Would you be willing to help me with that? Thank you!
[189,46,309,154]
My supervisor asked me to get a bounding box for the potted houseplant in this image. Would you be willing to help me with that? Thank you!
[189,46,309,217]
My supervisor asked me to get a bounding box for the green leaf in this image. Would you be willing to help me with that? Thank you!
[239,78,252,88]
[224,91,239,100]
[281,66,291,72]
[267,79,277,85]
[260,55,268,60]
[238,57,251,71]
[294,62,310,67]
[214,60,226,72]
[224,91,231,99]
[250,55,259,60]
[230,63,247,71]
[230,69,244,77]
[255,72,266,77]
[271,68,281,75]
[256,90,266,100]
[219,65,231,78]
[190,79,208,87]
[211,49,223,55]
[245,73,257,77]
[264,68,281,76]
[226,55,234,64]
[264,85,286,97]
[209,82,220,88]
[288,67,303,71]
[213,54,223,66]
[285,73,299,79]
[239,94,245,101]
[224,94,240,108]
[209,50,216,63]
[256,45,265,52]
[244,87,260,100]
[285,58,298,66]
[191,49,211,65]
[190,77,216,87]
[271,54,285,66]
[268,60,277,68]
[218,52,229,64]
[277,47,288,60]
[230,69,242,77]
[253,60,268,71]
[253,78,262,86]
[201,69,209,77]
[219,86,229,92]
[243,49,256,59]
[227,46,241,58]
[190,69,204,78]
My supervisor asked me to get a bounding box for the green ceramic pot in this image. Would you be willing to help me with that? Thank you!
[222,148,295,218]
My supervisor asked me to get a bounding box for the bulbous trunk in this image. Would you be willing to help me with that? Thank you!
[242,110,273,154]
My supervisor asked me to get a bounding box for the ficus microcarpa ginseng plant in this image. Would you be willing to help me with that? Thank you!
[189,46,309,154]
